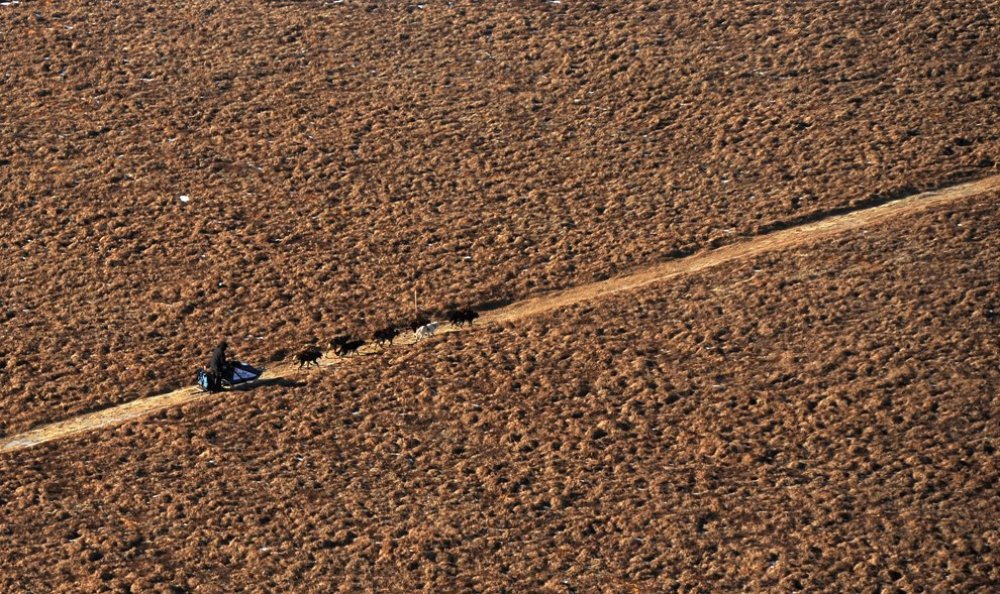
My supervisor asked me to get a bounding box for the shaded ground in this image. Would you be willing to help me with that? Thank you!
[2,0,999,433]
[1,195,997,593]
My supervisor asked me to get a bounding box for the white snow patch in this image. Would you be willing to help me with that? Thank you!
[179,195,190,203]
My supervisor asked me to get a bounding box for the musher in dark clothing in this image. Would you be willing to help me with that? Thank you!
[207,340,229,389]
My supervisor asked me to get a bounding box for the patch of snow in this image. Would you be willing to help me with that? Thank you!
[179,195,190,203]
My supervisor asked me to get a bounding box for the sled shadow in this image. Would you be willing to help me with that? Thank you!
[232,377,306,391]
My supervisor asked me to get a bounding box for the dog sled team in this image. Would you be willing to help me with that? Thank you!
[197,307,479,392]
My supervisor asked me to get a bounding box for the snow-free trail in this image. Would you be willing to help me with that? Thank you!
[2,174,997,454]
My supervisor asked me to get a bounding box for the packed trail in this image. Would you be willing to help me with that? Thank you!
[2,175,998,454]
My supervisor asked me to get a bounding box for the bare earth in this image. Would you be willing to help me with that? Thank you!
[1,193,998,592]
[2,0,998,434]
[2,175,997,455]
[1,1,999,592]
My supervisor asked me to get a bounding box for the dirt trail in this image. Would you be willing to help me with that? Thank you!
[2,175,997,454]
[487,176,1000,323]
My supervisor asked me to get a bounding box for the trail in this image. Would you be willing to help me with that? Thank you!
[2,175,997,454]
[486,175,999,322]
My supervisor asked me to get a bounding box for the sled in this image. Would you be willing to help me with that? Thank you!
[197,361,264,392]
